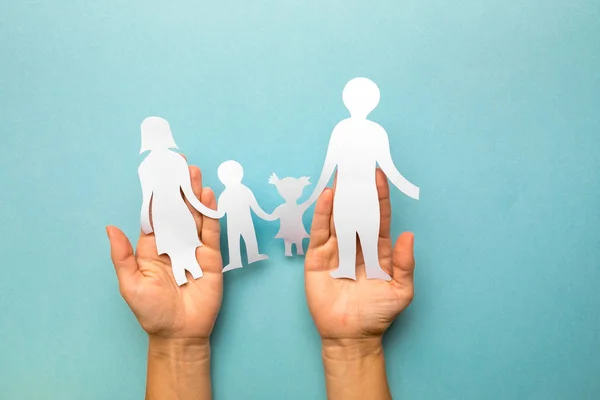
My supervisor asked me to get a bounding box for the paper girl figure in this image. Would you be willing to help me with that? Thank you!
[217,160,274,272]
[138,116,222,286]
[268,173,311,256]
[303,77,420,281]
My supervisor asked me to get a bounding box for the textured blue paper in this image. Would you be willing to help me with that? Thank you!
[1,1,599,399]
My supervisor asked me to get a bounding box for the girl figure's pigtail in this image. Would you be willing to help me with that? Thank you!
[269,173,280,186]
[299,176,311,187]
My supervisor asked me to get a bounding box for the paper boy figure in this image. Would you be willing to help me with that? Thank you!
[217,160,274,272]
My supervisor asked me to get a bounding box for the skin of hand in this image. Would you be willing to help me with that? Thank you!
[304,168,416,400]
[106,164,222,400]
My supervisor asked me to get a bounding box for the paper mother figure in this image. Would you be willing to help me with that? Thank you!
[138,116,222,286]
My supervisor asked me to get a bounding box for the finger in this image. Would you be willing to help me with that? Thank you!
[106,226,141,287]
[139,194,154,237]
[329,171,337,237]
[199,187,220,250]
[184,165,204,236]
[376,168,391,239]
[308,188,334,249]
[377,236,394,277]
[392,232,415,285]
[138,177,155,236]
[355,238,367,280]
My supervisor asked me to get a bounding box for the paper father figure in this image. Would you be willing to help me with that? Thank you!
[304,77,420,281]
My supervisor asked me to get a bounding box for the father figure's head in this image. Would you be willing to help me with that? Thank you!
[342,77,380,120]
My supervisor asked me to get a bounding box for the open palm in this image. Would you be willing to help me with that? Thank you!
[107,166,223,340]
[305,169,416,341]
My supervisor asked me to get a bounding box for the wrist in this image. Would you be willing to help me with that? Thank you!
[322,336,383,361]
[321,337,391,400]
[146,336,213,399]
[148,336,210,364]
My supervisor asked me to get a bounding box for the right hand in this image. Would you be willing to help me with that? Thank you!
[106,165,223,341]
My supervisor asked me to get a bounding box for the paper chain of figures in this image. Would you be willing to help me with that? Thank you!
[138,77,420,286]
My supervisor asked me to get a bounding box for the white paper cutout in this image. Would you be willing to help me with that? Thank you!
[268,173,311,256]
[217,160,274,272]
[139,116,223,286]
[304,77,420,281]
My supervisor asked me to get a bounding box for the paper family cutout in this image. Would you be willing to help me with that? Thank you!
[137,77,419,285]
[304,77,420,281]
[139,117,223,286]
[217,160,273,272]
[269,174,311,256]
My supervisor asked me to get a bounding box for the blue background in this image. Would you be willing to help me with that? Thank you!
[1,1,599,399]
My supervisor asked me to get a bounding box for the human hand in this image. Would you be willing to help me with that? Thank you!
[304,169,416,346]
[107,165,223,342]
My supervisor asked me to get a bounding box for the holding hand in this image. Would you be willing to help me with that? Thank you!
[304,169,416,400]
[107,165,222,400]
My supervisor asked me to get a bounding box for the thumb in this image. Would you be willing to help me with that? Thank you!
[106,226,140,287]
[392,232,416,285]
